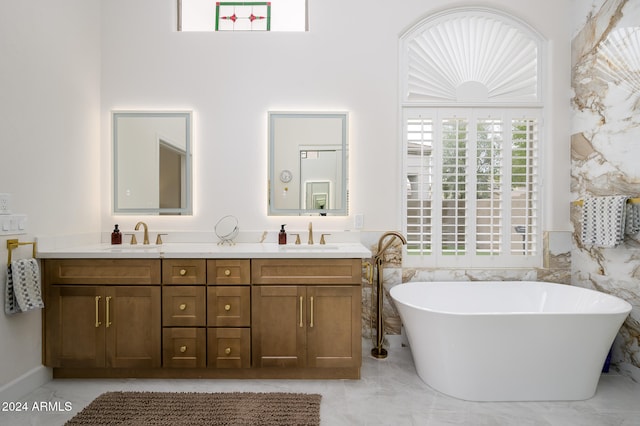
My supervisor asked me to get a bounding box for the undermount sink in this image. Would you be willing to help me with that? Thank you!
[279,244,339,250]
[103,244,161,250]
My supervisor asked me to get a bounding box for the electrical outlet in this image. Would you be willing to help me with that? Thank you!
[0,193,11,215]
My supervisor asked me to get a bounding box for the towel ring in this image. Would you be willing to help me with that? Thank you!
[7,239,37,266]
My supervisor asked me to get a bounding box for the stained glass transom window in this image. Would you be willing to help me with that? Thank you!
[216,2,271,31]
[179,0,307,32]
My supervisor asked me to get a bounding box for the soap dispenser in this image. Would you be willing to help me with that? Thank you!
[279,224,287,245]
[111,224,122,245]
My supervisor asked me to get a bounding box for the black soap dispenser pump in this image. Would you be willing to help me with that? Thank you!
[279,224,287,245]
[111,224,122,245]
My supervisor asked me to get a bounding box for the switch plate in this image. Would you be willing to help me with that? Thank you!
[0,214,27,236]
[0,193,11,215]
[354,213,364,229]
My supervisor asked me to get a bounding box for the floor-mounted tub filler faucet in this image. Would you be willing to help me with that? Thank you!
[135,221,150,245]
[371,231,407,359]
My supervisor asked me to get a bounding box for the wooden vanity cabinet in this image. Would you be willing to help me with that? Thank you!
[43,256,363,379]
[251,259,362,377]
[43,259,161,370]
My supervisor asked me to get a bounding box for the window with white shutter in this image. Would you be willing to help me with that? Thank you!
[404,109,541,267]
[400,8,544,268]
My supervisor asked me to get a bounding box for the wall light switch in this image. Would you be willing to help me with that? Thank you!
[0,193,11,215]
[0,214,27,236]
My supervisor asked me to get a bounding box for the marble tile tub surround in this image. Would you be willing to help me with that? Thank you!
[571,0,640,382]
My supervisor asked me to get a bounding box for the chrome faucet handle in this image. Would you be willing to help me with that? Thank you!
[290,233,301,244]
[125,233,137,245]
[320,234,331,245]
[155,233,167,245]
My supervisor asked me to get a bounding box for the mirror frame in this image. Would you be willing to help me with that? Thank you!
[268,111,349,216]
[112,110,193,215]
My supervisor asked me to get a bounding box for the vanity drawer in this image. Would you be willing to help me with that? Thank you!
[162,259,206,285]
[162,327,206,368]
[207,260,250,285]
[162,286,206,327]
[207,328,251,369]
[251,259,362,285]
[207,286,251,327]
[44,259,161,285]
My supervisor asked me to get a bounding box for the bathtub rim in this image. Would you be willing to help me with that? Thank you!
[389,280,633,316]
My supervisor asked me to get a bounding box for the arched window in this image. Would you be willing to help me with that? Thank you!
[400,7,545,268]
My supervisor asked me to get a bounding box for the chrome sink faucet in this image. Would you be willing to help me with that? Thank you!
[308,221,313,245]
[135,221,150,245]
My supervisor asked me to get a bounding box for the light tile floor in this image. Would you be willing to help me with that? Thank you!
[3,342,640,425]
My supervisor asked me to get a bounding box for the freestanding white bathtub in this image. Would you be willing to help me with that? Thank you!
[390,281,632,401]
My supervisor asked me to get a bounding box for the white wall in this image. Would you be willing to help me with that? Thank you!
[0,0,101,390]
[101,0,572,235]
[0,0,572,394]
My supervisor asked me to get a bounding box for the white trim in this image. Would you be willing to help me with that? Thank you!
[0,366,51,402]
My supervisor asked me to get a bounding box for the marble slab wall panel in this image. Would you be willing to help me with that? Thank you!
[571,0,640,380]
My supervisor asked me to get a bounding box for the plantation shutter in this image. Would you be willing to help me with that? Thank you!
[403,109,541,267]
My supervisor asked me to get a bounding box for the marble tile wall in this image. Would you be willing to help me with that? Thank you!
[571,0,640,381]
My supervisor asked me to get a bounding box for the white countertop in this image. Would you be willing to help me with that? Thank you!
[37,242,372,259]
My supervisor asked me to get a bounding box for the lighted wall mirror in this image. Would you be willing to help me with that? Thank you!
[269,111,348,216]
[113,111,192,215]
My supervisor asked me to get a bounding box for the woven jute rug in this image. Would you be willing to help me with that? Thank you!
[65,391,321,426]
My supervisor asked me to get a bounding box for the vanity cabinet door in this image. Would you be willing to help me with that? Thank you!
[45,286,106,368]
[252,285,307,368]
[105,286,161,368]
[306,286,362,368]
[45,285,161,369]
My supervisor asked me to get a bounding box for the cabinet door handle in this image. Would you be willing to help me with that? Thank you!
[179,303,187,311]
[299,296,304,327]
[180,345,187,353]
[105,296,112,328]
[224,269,231,276]
[224,304,231,311]
[179,269,187,276]
[310,296,314,328]
[225,347,232,355]
[94,296,101,327]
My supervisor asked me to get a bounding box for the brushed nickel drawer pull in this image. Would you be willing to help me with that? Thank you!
[179,303,187,311]
[225,347,231,355]
[179,269,187,276]
[95,296,101,328]
[224,304,231,311]
[310,296,314,328]
[224,269,231,276]
[180,345,187,353]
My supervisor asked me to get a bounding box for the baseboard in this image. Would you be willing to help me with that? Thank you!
[0,366,51,401]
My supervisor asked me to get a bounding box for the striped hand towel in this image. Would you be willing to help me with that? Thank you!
[4,258,44,315]
[581,196,629,247]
